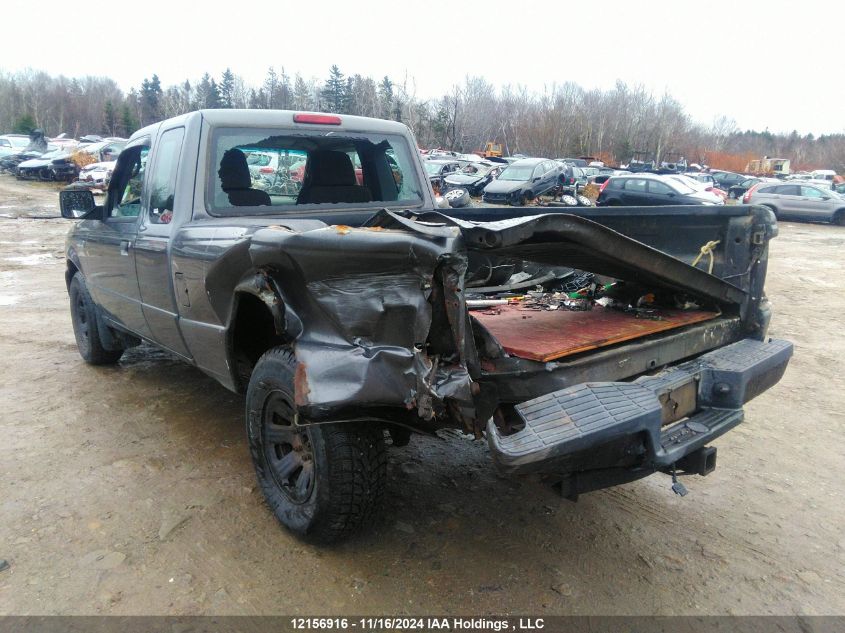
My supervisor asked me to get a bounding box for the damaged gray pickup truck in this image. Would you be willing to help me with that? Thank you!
[60,110,792,543]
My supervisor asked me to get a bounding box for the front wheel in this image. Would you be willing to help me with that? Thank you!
[246,347,387,543]
[69,273,123,365]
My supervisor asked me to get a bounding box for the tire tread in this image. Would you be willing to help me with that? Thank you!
[248,346,387,544]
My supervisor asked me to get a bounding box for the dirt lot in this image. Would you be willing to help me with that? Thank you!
[0,175,843,616]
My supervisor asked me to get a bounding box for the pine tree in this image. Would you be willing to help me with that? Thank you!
[195,73,221,109]
[126,88,141,129]
[321,65,346,113]
[181,80,193,113]
[103,100,116,135]
[279,67,292,110]
[343,77,356,115]
[119,104,138,137]
[249,88,267,109]
[263,67,279,109]
[378,76,393,120]
[219,68,235,108]
[140,74,162,124]
[293,75,312,110]
[13,113,36,134]
[207,79,221,108]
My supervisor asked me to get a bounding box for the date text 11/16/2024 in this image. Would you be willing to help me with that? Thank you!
[290,617,545,630]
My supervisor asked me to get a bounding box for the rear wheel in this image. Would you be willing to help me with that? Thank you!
[69,273,123,365]
[246,347,387,543]
[761,204,778,219]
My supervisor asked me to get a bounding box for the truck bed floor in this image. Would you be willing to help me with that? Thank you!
[472,305,719,362]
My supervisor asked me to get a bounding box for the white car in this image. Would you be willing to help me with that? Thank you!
[0,134,31,158]
[78,160,117,190]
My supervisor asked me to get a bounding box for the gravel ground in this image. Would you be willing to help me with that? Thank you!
[0,175,843,615]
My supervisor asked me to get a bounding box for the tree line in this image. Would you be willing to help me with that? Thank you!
[1,66,843,172]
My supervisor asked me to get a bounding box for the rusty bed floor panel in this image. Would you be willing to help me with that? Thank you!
[472,305,720,362]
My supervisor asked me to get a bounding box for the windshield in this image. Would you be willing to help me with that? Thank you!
[7,136,30,148]
[22,148,65,160]
[460,162,494,176]
[424,162,446,175]
[79,141,108,154]
[208,128,423,215]
[666,178,696,194]
[498,165,536,181]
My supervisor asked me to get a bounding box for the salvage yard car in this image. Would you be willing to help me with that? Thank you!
[59,109,792,543]
[17,139,125,181]
[0,133,31,158]
[441,160,505,197]
[744,181,845,225]
[481,157,561,205]
[598,173,724,206]
[76,160,117,191]
[710,170,748,190]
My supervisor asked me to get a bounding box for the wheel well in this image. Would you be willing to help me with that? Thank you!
[65,260,79,289]
[230,293,287,388]
[833,208,845,224]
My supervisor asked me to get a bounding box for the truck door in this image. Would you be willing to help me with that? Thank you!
[79,141,151,337]
[134,126,192,359]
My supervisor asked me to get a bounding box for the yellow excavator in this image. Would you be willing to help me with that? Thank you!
[477,142,503,158]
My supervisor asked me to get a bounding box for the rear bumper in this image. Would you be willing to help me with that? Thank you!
[487,337,792,479]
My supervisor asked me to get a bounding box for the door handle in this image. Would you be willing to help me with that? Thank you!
[120,240,131,256]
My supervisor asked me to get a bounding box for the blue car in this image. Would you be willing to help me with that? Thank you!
[482,158,561,205]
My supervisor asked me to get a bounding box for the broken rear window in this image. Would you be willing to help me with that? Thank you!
[206,128,424,215]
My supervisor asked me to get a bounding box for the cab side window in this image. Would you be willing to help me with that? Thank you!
[148,128,185,225]
[108,145,150,218]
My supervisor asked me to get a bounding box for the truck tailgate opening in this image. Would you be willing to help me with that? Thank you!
[471,305,720,362]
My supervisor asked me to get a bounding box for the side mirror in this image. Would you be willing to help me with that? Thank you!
[533,176,541,182]
[60,188,99,219]
[821,196,830,201]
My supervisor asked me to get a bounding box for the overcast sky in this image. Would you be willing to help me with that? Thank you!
[3,0,843,135]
